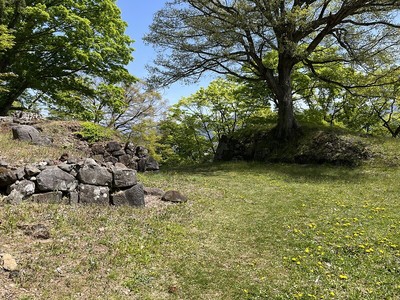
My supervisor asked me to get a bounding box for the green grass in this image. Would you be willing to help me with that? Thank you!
[1,159,400,299]
[1,124,400,299]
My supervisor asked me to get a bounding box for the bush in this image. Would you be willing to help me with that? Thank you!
[75,122,115,143]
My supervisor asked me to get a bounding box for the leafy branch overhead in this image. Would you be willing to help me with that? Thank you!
[0,0,135,115]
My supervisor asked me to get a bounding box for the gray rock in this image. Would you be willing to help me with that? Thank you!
[30,191,63,203]
[37,161,48,170]
[0,160,8,168]
[161,190,188,203]
[68,191,79,204]
[4,190,24,204]
[91,154,105,164]
[7,180,35,197]
[0,167,17,187]
[106,141,121,153]
[112,149,126,157]
[58,163,74,173]
[104,155,118,164]
[14,167,26,180]
[124,142,135,152]
[118,154,132,166]
[25,164,41,176]
[111,183,144,207]
[79,184,110,205]
[78,162,112,186]
[136,146,148,158]
[11,125,52,145]
[144,187,165,197]
[114,162,127,169]
[112,167,137,189]
[91,143,106,155]
[36,167,78,192]
[145,156,160,171]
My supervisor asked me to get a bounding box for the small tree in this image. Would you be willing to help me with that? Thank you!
[159,77,273,162]
[145,0,400,139]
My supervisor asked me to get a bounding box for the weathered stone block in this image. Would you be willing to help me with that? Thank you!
[79,184,110,205]
[30,191,63,203]
[77,163,112,187]
[111,184,144,207]
[36,167,78,192]
[112,168,137,189]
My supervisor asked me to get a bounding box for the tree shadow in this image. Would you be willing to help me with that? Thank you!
[159,161,367,184]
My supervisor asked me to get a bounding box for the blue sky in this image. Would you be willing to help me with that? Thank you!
[115,0,213,105]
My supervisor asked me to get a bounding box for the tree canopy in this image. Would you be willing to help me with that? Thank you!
[145,0,400,139]
[0,0,134,115]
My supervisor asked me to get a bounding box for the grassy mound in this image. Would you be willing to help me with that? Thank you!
[216,124,388,166]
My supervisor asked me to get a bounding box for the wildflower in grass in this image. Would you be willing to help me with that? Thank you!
[365,248,374,253]
[294,292,304,298]
[329,291,335,296]
[307,223,316,229]
[339,274,348,280]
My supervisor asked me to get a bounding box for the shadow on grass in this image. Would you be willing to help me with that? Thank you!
[157,161,366,184]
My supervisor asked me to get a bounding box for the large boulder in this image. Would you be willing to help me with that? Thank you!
[11,125,52,145]
[36,167,78,192]
[77,159,112,186]
[79,184,110,205]
[111,183,144,207]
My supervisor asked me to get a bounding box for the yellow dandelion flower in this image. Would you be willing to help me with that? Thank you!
[339,274,348,280]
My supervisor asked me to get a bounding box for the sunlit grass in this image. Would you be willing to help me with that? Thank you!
[1,125,400,299]
[2,160,399,299]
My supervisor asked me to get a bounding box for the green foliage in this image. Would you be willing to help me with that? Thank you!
[159,77,274,164]
[48,81,127,123]
[76,122,115,143]
[0,0,134,115]
[0,24,14,92]
[146,0,400,138]
[130,119,164,161]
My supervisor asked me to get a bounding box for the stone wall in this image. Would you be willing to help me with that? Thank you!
[90,141,159,172]
[0,158,145,206]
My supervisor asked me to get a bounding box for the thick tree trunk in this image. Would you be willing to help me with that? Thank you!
[276,92,298,139]
[0,84,27,116]
[274,59,299,140]
[0,98,13,116]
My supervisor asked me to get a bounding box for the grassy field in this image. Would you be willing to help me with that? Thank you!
[1,130,400,299]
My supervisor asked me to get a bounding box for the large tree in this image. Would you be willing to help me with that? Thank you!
[0,0,134,115]
[145,0,400,139]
